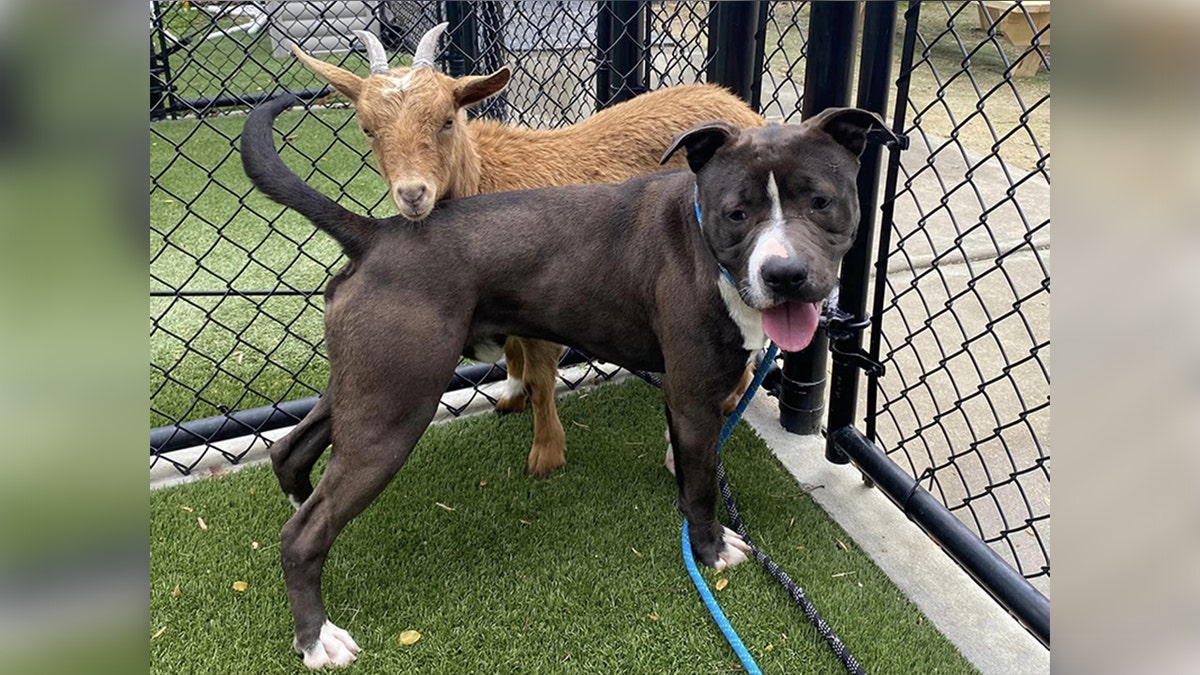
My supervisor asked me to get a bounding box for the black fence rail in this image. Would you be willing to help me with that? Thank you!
[149,0,1048,648]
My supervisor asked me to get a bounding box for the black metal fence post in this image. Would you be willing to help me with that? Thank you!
[824,1,898,463]
[778,0,860,438]
[596,1,646,109]
[705,1,762,105]
[444,1,479,78]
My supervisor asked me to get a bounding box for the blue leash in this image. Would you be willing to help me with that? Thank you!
[680,342,777,675]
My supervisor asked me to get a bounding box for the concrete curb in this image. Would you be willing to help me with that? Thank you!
[741,394,1049,675]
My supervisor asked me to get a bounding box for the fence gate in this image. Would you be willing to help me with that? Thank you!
[810,1,1050,647]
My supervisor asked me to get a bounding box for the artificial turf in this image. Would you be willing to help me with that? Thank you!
[151,108,389,428]
[150,379,976,674]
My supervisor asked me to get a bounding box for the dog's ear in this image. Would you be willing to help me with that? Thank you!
[808,107,885,158]
[660,120,740,173]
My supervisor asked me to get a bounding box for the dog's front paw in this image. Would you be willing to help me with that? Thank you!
[297,620,361,669]
[713,526,752,571]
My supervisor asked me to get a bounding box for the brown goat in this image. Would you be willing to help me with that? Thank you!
[291,24,765,478]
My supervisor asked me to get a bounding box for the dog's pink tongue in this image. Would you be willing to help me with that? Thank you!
[761,301,821,352]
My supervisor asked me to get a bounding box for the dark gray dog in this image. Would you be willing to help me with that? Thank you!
[242,93,879,668]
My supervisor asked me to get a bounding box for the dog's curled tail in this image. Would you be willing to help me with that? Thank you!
[241,93,373,258]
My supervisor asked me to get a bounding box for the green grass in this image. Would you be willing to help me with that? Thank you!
[151,380,976,674]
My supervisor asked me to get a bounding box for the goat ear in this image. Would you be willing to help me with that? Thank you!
[291,43,365,102]
[807,107,884,158]
[659,120,740,173]
[454,67,511,109]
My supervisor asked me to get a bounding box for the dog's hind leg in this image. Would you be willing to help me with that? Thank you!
[523,339,566,477]
[282,346,457,669]
[494,337,528,414]
[271,394,333,508]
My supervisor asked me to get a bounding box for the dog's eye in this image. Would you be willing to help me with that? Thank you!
[811,196,832,211]
[361,127,375,139]
[726,209,748,222]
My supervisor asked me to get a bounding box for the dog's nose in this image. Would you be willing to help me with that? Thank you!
[395,184,427,209]
[761,257,809,297]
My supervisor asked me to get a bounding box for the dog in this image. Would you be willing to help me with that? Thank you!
[241,92,880,668]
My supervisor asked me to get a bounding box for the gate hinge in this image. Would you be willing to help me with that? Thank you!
[824,305,887,378]
[867,127,908,150]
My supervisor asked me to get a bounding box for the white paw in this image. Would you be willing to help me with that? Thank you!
[288,495,304,511]
[298,620,361,669]
[713,526,751,571]
[663,428,675,475]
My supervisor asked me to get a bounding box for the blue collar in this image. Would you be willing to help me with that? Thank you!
[693,183,737,286]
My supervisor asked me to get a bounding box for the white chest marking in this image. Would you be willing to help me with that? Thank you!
[718,276,767,351]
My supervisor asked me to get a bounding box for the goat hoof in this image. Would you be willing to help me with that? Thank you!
[526,446,565,478]
[494,396,528,415]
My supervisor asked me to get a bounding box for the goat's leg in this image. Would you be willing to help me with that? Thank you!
[523,339,566,477]
[272,394,333,508]
[494,336,528,414]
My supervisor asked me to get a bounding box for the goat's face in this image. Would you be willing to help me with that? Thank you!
[291,41,510,220]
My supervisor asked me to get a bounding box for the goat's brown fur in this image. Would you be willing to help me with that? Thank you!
[293,43,765,478]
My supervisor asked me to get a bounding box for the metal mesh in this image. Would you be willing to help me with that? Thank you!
[870,1,1050,594]
[150,1,718,475]
[757,1,809,121]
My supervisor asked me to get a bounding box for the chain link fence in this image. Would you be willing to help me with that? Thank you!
[149,0,1049,625]
[867,0,1050,599]
[150,1,790,476]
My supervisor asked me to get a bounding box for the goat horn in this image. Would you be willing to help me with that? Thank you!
[352,30,390,75]
[411,22,449,69]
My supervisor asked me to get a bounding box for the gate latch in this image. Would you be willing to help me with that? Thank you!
[823,305,887,378]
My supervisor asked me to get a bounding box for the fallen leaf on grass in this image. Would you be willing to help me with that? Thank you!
[715,578,729,592]
[572,421,590,429]
[151,626,166,640]
[435,502,455,512]
[831,571,855,578]
[197,517,208,531]
[399,630,421,646]
[178,505,194,513]
[251,541,260,550]
[648,612,659,621]
[172,584,181,599]
[479,480,488,487]
[835,539,847,552]
[765,643,774,652]
[518,519,532,526]
[631,547,642,558]
[232,581,248,592]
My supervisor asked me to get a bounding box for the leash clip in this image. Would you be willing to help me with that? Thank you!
[824,305,886,378]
